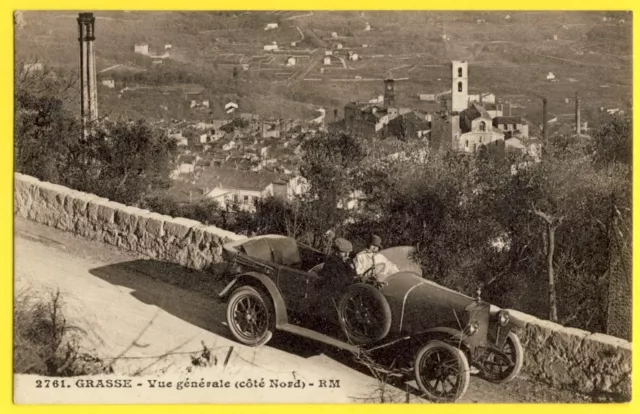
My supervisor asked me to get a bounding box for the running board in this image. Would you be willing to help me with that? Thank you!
[278,324,360,354]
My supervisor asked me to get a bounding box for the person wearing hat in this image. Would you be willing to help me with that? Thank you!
[354,234,398,281]
[320,237,357,291]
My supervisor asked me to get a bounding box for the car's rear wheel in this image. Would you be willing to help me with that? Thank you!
[226,286,274,346]
[414,340,470,403]
[338,283,392,345]
[479,331,524,383]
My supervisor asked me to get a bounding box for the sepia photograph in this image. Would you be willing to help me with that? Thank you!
[13,10,632,404]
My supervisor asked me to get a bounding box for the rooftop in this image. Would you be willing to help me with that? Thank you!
[493,116,525,124]
[196,167,289,192]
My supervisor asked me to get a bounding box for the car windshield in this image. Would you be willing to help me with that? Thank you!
[378,246,423,277]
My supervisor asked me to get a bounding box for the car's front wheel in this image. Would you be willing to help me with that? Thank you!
[226,286,274,346]
[414,340,471,403]
[479,331,524,383]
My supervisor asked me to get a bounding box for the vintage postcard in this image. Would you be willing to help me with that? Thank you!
[13,10,632,404]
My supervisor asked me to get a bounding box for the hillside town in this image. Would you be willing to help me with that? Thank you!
[137,57,589,212]
[91,55,594,213]
[22,10,620,213]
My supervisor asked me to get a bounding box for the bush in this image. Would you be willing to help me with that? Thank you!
[14,289,111,376]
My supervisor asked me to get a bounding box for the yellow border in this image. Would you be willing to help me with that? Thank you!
[2,2,637,414]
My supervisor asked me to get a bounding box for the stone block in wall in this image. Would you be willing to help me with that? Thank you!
[549,327,590,359]
[580,334,632,399]
[512,314,566,384]
[30,181,71,227]
[71,193,101,238]
[140,212,166,238]
[14,174,41,218]
[82,197,110,242]
[70,192,100,218]
[86,197,111,223]
[134,212,171,259]
[113,206,144,250]
[202,225,247,243]
[180,225,226,271]
[52,188,85,232]
[506,309,540,328]
[96,200,120,225]
[164,217,201,241]
[114,205,143,233]
[99,201,131,246]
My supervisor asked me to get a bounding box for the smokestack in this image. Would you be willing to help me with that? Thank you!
[508,100,512,116]
[384,78,395,107]
[542,97,548,143]
[78,12,98,139]
[333,108,338,121]
[575,92,581,135]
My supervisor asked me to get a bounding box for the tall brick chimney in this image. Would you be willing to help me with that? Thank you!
[78,12,98,138]
[575,92,581,135]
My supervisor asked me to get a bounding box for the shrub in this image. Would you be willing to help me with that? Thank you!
[14,289,111,376]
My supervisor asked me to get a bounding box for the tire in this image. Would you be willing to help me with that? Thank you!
[414,340,471,403]
[479,331,524,383]
[338,283,392,345]
[226,286,274,346]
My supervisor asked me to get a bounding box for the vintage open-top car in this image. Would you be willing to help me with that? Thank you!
[218,234,524,402]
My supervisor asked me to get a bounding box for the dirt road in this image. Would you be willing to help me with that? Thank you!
[13,218,587,404]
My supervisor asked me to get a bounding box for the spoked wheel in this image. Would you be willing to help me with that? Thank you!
[338,284,392,345]
[226,286,274,346]
[414,340,470,403]
[479,331,524,383]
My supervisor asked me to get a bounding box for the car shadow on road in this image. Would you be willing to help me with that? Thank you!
[89,259,329,359]
[89,259,234,339]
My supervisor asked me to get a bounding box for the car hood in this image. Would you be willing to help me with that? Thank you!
[383,272,476,309]
[382,272,484,333]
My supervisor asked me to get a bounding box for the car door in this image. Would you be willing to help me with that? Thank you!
[276,265,310,313]
[303,264,343,325]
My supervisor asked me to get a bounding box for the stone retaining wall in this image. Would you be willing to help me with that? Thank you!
[13,173,632,401]
[507,310,631,401]
[14,173,245,271]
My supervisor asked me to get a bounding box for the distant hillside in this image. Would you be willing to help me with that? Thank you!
[15,11,632,124]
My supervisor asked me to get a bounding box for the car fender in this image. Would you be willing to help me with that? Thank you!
[507,318,525,330]
[412,327,474,353]
[219,271,289,328]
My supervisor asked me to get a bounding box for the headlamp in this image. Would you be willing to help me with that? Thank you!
[467,320,480,336]
[498,310,510,326]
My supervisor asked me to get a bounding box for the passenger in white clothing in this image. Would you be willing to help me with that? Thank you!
[353,235,399,282]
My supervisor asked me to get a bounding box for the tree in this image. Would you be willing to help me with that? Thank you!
[15,93,82,184]
[14,60,83,183]
[15,59,78,106]
[531,205,562,322]
[591,113,632,167]
[298,132,366,241]
[76,120,178,205]
[489,133,630,328]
